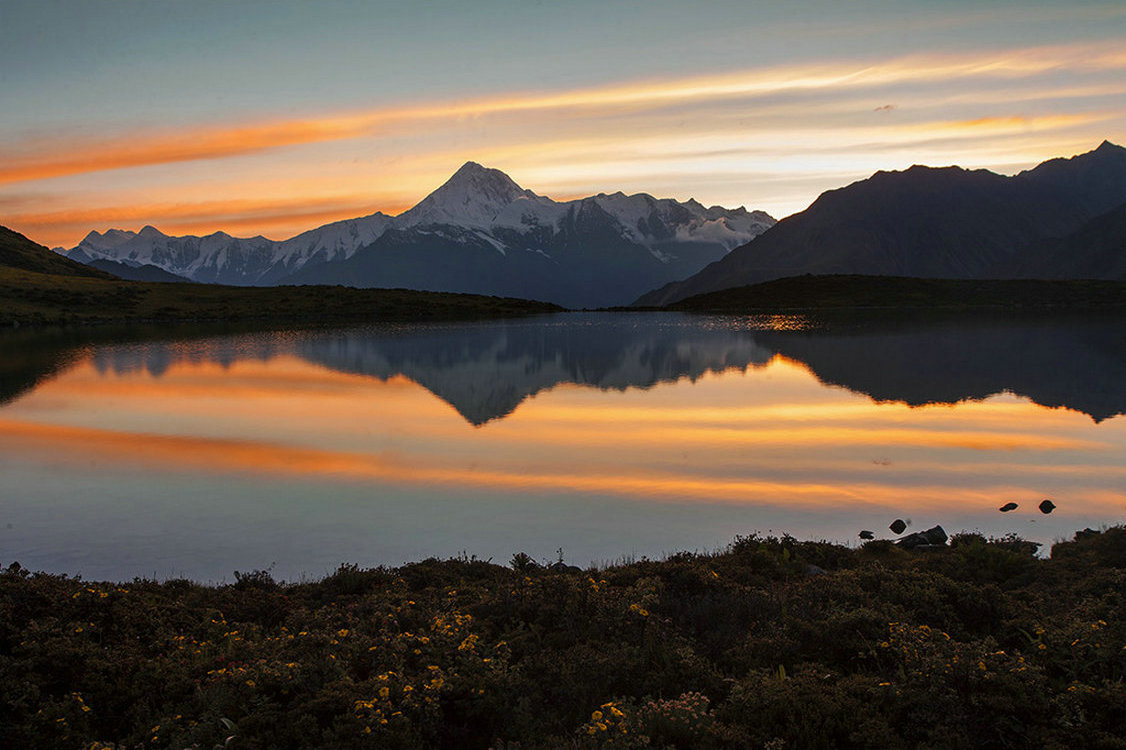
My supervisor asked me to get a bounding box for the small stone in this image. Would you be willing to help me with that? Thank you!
[999,502,1018,512]
[1039,499,1056,514]
[889,519,907,535]
[858,530,875,540]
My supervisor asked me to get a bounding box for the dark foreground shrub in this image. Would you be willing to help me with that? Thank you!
[1,528,1125,748]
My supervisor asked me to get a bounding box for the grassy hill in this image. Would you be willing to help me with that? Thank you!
[0,226,562,327]
[0,226,115,279]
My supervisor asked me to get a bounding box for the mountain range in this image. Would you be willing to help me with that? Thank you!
[46,141,1126,308]
[638,141,1126,305]
[63,163,775,308]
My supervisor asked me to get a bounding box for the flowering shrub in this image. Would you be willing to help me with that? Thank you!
[635,691,719,748]
[0,528,1124,748]
[577,701,648,749]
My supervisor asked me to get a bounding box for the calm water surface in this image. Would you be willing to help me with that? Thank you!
[1,312,1124,580]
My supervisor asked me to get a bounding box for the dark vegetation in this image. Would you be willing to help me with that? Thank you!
[2,528,1125,749]
[0,226,561,327]
[665,275,1126,314]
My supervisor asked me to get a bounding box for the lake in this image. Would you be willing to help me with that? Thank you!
[1,311,1124,581]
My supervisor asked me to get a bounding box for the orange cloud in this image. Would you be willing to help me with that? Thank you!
[0,117,379,186]
[5,196,414,246]
[918,113,1106,135]
[2,40,1122,188]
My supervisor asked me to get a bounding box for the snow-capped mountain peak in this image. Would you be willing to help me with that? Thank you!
[398,162,542,229]
[591,191,774,251]
[81,227,137,249]
[64,161,776,304]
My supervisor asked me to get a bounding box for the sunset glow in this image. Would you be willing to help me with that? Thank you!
[2,2,1124,247]
[6,6,1126,739]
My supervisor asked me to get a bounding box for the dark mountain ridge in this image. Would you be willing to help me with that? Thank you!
[638,141,1126,306]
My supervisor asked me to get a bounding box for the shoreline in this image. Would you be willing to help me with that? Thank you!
[0,266,563,330]
[0,522,1075,587]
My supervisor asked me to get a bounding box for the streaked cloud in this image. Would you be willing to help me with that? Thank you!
[5,195,411,241]
[3,40,1124,246]
[5,41,1123,186]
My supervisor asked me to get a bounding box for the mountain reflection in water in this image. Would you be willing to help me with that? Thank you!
[66,312,1126,424]
[2,312,1125,581]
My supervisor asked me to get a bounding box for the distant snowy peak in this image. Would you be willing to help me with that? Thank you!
[400,163,776,246]
[69,226,279,285]
[65,161,775,290]
[591,192,775,250]
[79,227,145,254]
[275,212,392,266]
[69,228,143,263]
[398,161,547,229]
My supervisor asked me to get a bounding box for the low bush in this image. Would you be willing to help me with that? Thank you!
[1,528,1124,748]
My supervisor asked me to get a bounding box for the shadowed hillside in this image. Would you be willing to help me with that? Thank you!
[0,225,562,327]
[87,258,194,283]
[639,141,1126,306]
[0,226,114,279]
[1007,200,1126,280]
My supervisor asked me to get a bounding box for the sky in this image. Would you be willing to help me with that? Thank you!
[2,0,1125,248]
